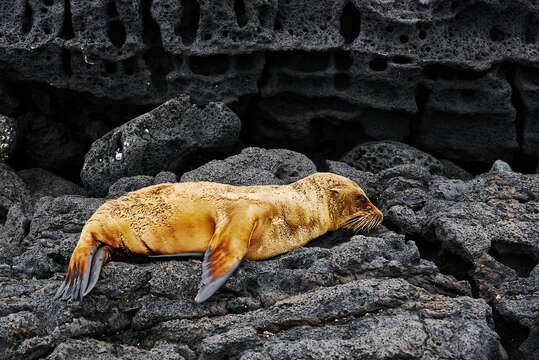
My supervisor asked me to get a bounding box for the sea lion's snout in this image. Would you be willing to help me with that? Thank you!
[341,195,383,232]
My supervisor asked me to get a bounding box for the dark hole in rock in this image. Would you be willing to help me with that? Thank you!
[107,20,127,48]
[309,116,369,160]
[175,0,200,45]
[60,0,74,40]
[334,74,350,90]
[43,27,51,35]
[234,0,248,28]
[107,0,119,18]
[488,246,537,278]
[334,51,353,70]
[104,61,116,75]
[42,0,54,5]
[399,34,408,43]
[405,233,474,283]
[268,51,329,72]
[418,30,427,39]
[274,18,282,31]
[236,53,258,71]
[258,4,271,28]
[340,1,361,44]
[386,25,393,32]
[48,252,67,266]
[493,308,530,360]
[61,49,72,77]
[423,64,488,80]
[369,58,387,71]
[190,55,229,75]
[490,26,505,41]
[525,14,539,44]
[22,1,33,34]
[0,208,7,226]
[122,57,137,75]
[291,51,329,72]
[393,55,412,64]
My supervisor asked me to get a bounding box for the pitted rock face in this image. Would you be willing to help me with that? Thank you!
[341,140,445,175]
[0,0,538,170]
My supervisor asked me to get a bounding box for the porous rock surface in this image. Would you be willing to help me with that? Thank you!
[81,96,241,195]
[0,0,538,173]
[0,115,16,162]
[328,158,539,360]
[1,144,538,359]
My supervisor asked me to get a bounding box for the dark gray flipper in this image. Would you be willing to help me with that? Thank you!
[148,252,204,260]
[54,244,109,301]
[80,246,98,299]
[82,245,109,297]
[194,247,243,303]
[54,279,68,300]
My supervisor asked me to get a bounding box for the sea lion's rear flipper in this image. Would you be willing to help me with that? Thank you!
[195,210,258,303]
[54,237,112,301]
[148,252,204,260]
[82,245,110,297]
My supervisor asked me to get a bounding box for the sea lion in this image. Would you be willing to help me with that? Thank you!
[54,172,383,303]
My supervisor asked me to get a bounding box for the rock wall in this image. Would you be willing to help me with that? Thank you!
[0,0,538,175]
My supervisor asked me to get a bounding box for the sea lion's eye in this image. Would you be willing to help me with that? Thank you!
[357,195,366,203]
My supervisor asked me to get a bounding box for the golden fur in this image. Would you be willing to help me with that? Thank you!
[57,173,383,302]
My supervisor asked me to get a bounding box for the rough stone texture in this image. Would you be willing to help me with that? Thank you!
[81,96,241,195]
[6,147,535,359]
[46,339,184,360]
[107,175,155,198]
[180,147,317,185]
[0,163,31,225]
[1,231,498,360]
[0,0,538,170]
[330,159,539,359]
[342,140,448,177]
[107,171,178,197]
[11,195,105,277]
[0,115,16,162]
[17,168,87,201]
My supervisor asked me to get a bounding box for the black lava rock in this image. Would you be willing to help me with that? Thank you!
[81,96,241,195]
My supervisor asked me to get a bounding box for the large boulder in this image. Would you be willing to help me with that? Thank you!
[81,97,241,195]
[180,147,317,185]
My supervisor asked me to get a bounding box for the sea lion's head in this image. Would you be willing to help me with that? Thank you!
[303,173,383,232]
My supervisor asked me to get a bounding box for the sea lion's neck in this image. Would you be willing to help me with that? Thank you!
[288,179,335,234]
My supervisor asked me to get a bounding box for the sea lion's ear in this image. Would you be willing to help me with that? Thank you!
[329,185,344,194]
[195,215,257,303]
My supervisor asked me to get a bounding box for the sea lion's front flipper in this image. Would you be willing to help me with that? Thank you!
[195,211,258,303]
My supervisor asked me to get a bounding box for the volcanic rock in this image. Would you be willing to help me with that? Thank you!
[81,96,241,195]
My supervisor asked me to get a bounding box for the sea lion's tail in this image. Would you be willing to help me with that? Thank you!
[54,229,112,301]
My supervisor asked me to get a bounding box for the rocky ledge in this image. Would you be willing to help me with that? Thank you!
[0,117,537,359]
